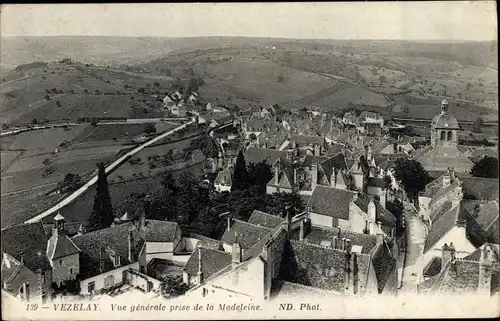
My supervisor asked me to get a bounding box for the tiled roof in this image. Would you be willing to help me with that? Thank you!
[138,220,178,242]
[423,256,442,277]
[275,280,342,298]
[244,147,288,165]
[291,135,324,146]
[72,222,145,279]
[307,186,355,219]
[221,219,273,250]
[372,140,392,154]
[424,204,473,253]
[214,166,233,186]
[1,253,24,284]
[1,222,51,272]
[183,247,232,280]
[47,233,81,260]
[367,177,385,188]
[414,145,474,173]
[460,177,499,201]
[189,234,223,251]
[319,153,348,180]
[282,240,371,294]
[430,201,454,223]
[354,194,396,232]
[371,243,396,293]
[248,210,284,229]
[292,226,378,254]
[474,201,499,235]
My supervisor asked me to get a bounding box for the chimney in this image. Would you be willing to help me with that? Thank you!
[344,250,352,292]
[20,256,24,264]
[478,245,493,295]
[99,247,106,272]
[314,144,320,156]
[299,219,305,241]
[311,164,318,191]
[345,239,352,253]
[330,119,333,132]
[379,189,387,209]
[226,215,232,232]
[196,245,204,284]
[376,231,384,246]
[368,198,376,223]
[274,162,280,185]
[364,220,369,234]
[128,231,133,262]
[139,208,146,231]
[441,243,455,266]
[232,240,242,270]
[77,224,84,236]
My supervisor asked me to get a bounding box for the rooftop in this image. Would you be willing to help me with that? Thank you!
[307,186,355,219]
[183,247,232,280]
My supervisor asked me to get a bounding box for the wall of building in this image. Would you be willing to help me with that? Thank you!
[215,184,231,193]
[310,213,333,228]
[80,262,139,295]
[210,258,266,299]
[124,270,161,292]
[3,266,53,303]
[51,253,79,286]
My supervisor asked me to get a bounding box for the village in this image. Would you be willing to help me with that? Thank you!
[2,90,499,304]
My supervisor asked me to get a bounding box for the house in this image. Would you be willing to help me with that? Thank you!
[185,212,289,300]
[306,187,396,236]
[2,222,54,303]
[170,102,187,117]
[419,243,499,297]
[290,135,326,156]
[163,94,175,108]
[281,225,398,296]
[214,165,233,192]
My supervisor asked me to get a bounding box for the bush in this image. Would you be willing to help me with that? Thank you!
[56,101,61,107]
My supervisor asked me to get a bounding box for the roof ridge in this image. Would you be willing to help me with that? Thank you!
[232,219,274,231]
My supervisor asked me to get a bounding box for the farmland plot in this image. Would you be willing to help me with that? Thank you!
[8,125,88,151]
[198,59,337,104]
[0,151,22,172]
[73,123,153,142]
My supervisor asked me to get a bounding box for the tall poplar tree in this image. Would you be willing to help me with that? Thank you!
[231,150,250,191]
[86,162,114,232]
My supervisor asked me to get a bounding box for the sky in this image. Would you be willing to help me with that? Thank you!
[1,2,497,41]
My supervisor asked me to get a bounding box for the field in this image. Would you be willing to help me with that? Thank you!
[6,125,88,151]
[0,151,22,171]
[197,57,338,105]
[73,123,153,142]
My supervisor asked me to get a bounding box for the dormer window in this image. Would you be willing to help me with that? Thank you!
[114,256,120,267]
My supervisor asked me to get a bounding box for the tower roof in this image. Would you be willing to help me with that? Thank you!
[54,213,65,221]
[441,99,449,106]
[431,113,460,129]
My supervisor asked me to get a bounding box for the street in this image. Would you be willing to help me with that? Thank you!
[399,200,428,293]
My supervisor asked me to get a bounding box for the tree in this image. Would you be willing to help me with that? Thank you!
[393,158,432,200]
[153,81,160,87]
[144,123,156,134]
[379,75,387,84]
[32,118,38,126]
[386,200,405,237]
[164,68,172,77]
[472,117,483,133]
[86,162,114,232]
[277,75,285,83]
[471,156,499,178]
[56,101,61,107]
[231,151,250,191]
[160,276,188,299]
[44,95,50,101]
[247,161,273,194]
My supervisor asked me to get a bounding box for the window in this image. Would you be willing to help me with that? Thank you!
[59,259,64,266]
[40,272,45,284]
[69,268,73,275]
[88,281,95,294]
[332,218,339,228]
[104,275,114,288]
[447,131,453,141]
[114,256,120,267]
[440,131,446,141]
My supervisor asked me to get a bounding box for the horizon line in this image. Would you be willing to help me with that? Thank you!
[1,35,495,42]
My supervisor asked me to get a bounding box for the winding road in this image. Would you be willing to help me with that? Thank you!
[24,119,195,224]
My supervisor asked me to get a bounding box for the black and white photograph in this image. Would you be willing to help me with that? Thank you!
[1,2,498,319]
